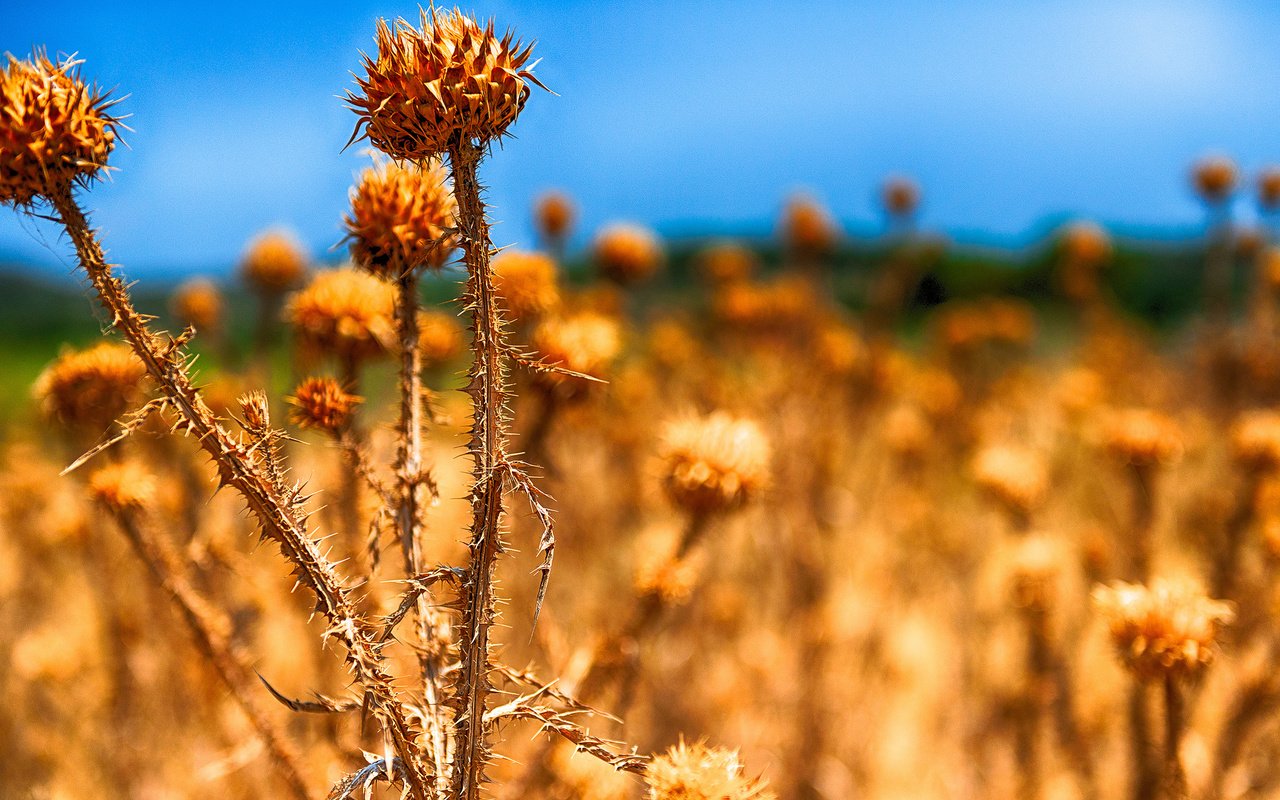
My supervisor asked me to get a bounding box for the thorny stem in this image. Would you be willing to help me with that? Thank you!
[1127,465,1156,582]
[105,505,312,800]
[1163,676,1188,800]
[448,139,509,800]
[337,355,367,576]
[1213,469,1261,601]
[393,266,452,787]
[46,183,433,799]
[1130,683,1159,800]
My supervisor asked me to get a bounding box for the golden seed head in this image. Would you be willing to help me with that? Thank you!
[645,740,776,800]
[1192,155,1238,204]
[349,8,543,159]
[1259,167,1280,210]
[240,228,308,293]
[34,342,146,430]
[169,278,223,332]
[287,377,362,433]
[88,461,156,514]
[531,311,622,388]
[1103,408,1183,469]
[493,249,560,319]
[971,445,1048,516]
[417,309,466,366]
[593,223,664,285]
[345,157,456,277]
[0,52,120,206]
[1231,410,1280,472]
[881,175,920,218]
[1009,535,1063,610]
[285,267,396,362]
[780,194,839,259]
[1093,578,1234,682]
[1059,221,1112,267]
[696,241,759,286]
[534,190,575,241]
[660,412,771,515]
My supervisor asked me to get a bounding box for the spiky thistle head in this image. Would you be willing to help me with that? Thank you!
[1093,578,1234,682]
[593,223,664,285]
[780,194,838,259]
[285,267,396,363]
[493,249,560,319]
[531,311,621,392]
[1192,155,1238,205]
[287,376,362,433]
[645,740,776,800]
[881,175,920,219]
[659,412,770,515]
[0,51,121,207]
[1231,410,1280,473]
[1259,167,1280,211]
[1103,408,1183,470]
[418,308,466,366]
[88,461,156,514]
[534,189,575,242]
[696,241,759,286]
[240,228,308,294]
[345,157,456,278]
[169,278,223,333]
[34,342,146,431]
[348,7,544,158]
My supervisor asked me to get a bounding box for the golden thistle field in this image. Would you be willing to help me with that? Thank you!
[5,9,1280,800]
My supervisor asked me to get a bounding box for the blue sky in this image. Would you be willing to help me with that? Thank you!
[3,1,1279,276]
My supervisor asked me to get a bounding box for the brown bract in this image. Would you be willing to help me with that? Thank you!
[287,376,362,433]
[645,740,776,800]
[285,267,396,362]
[1093,578,1234,682]
[348,7,544,159]
[594,223,664,285]
[0,52,120,207]
[493,249,560,319]
[240,228,308,293]
[660,412,770,515]
[346,157,456,277]
[34,341,146,430]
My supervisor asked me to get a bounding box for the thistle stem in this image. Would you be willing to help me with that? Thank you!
[448,139,509,800]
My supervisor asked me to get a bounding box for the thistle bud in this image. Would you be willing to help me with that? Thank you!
[593,223,664,285]
[645,740,776,800]
[240,228,308,294]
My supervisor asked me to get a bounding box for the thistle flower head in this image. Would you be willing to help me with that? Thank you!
[660,412,770,515]
[1093,578,1234,682]
[240,228,308,293]
[645,740,776,800]
[34,342,146,431]
[346,157,456,277]
[971,445,1048,517]
[418,308,466,366]
[1103,408,1183,469]
[88,461,156,514]
[531,311,621,390]
[493,249,560,319]
[534,189,575,242]
[780,194,838,259]
[348,7,544,158]
[1009,535,1063,611]
[285,267,396,362]
[0,51,121,206]
[881,175,920,219]
[1192,155,1238,205]
[1059,221,1112,268]
[1259,166,1280,211]
[593,223,664,285]
[1231,410,1280,472]
[696,241,759,286]
[170,278,223,333]
[287,376,362,433]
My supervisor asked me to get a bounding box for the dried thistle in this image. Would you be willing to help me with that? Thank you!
[971,444,1048,527]
[534,190,576,250]
[240,227,308,294]
[348,6,544,159]
[169,278,224,333]
[593,223,664,285]
[880,175,920,220]
[34,341,146,431]
[287,376,362,433]
[418,308,466,367]
[1103,408,1183,470]
[645,740,776,800]
[779,194,838,261]
[0,51,121,208]
[696,241,759,286]
[1193,155,1239,205]
[659,412,770,516]
[494,249,561,320]
[1230,410,1280,473]
[532,311,622,391]
[1093,578,1235,682]
[345,156,457,277]
[285,266,396,364]
[87,460,157,513]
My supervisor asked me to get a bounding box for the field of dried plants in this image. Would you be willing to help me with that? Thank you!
[5,8,1280,800]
